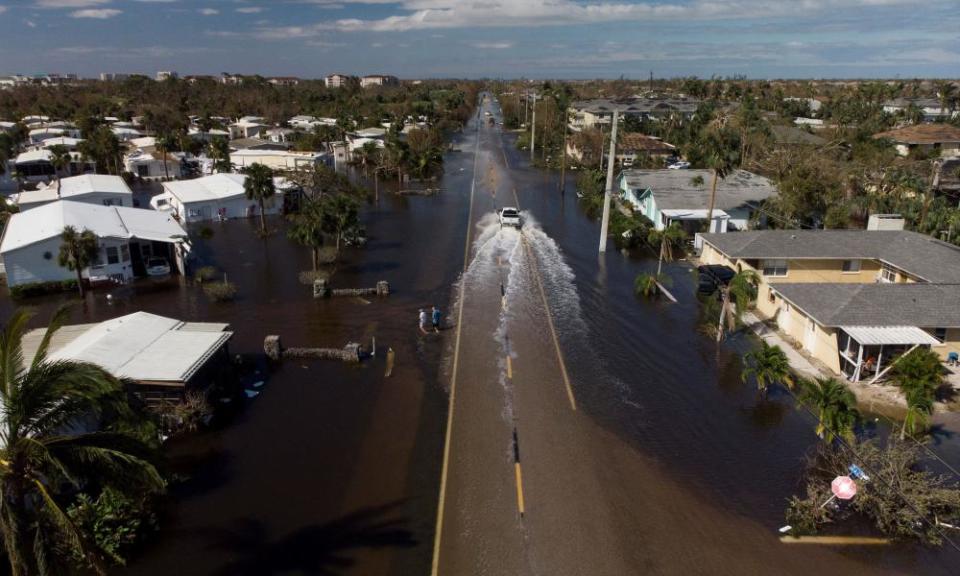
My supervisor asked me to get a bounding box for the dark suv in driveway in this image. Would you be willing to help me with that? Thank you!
[697,264,736,294]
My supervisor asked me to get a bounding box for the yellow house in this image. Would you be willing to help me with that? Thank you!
[699,226,960,381]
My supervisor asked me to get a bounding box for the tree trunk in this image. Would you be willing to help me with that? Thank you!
[76,266,85,298]
[707,169,719,232]
[162,154,169,179]
[259,199,266,233]
[311,247,318,271]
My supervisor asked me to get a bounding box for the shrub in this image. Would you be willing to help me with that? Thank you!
[194,266,219,283]
[68,487,158,567]
[9,278,79,299]
[203,280,237,302]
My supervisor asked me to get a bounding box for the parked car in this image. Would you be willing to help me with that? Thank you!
[146,257,171,277]
[697,264,735,294]
[667,161,690,170]
[498,207,522,228]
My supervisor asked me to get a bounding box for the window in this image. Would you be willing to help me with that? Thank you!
[156,198,169,207]
[91,249,105,268]
[102,198,117,206]
[879,264,897,283]
[933,328,947,343]
[761,259,788,277]
[120,244,130,262]
[106,246,119,265]
[841,259,861,273]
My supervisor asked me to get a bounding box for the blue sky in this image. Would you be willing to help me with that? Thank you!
[0,0,958,79]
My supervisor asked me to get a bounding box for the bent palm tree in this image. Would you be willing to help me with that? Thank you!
[716,269,758,342]
[242,163,275,234]
[742,341,793,397]
[0,307,164,575]
[48,145,72,198]
[799,377,859,443]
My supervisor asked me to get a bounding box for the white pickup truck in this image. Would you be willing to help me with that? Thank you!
[498,207,521,228]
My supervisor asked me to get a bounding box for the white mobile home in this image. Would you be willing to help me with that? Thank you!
[152,173,283,223]
[0,200,189,288]
[230,149,329,171]
[13,174,134,211]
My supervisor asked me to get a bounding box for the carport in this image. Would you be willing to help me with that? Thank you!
[837,325,940,383]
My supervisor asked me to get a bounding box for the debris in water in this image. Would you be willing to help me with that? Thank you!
[779,525,793,533]
[245,390,260,399]
[219,397,232,404]
[252,381,265,388]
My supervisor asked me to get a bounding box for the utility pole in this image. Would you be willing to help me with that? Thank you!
[559,106,568,194]
[530,93,537,162]
[598,109,619,253]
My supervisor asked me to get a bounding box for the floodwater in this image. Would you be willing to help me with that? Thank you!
[1,94,959,574]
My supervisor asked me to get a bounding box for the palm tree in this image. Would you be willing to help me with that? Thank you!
[799,377,859,443]
[154,134,173,180]
[741,341,793,397]
[647,222,686,276]
[934,80,957,117]
[287,196,325,270]
[702,129,739,230]
[892,347,942,440]
[242,163,275,234]
[207,136,231,173]
[716,269,758,342]
[320,193,359,254]
[0,307,164,575]
[58,226,99,298]
[634,272,669,298]
[47,145,72,198]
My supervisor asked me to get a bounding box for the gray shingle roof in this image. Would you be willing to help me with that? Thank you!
[773,283,960,328]
[770,125,827,146]
[701,229,960,283]
[621,169,776,211]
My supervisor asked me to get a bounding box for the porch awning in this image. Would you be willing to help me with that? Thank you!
[660,208,730,220]
[840,325,940,346]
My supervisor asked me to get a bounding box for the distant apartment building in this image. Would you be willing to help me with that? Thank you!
[269,77,300,87]
[220,73,244,85]
[100,73,130,81]
[360,75,399,88]
[156,70,178,81]
[324,73,357,89]
[569,95,700,131]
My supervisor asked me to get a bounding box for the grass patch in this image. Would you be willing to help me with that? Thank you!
[203,281,237,302]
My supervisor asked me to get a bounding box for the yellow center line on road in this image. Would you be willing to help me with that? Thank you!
[522,236,578,411]
[430,100,483,576]
[514,462,526,517]
[506,355,513,379]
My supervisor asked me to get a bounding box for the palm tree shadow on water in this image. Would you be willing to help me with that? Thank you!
[207,500,417,576]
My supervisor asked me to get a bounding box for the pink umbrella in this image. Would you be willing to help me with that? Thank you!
[832,476,858,500]
[820,475,858,508]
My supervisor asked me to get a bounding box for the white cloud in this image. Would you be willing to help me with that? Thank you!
[70,7,121,18]
[36,0,111,7]
[0,6,7,15]
[261,0,935,34]
[25,19,37,27]
[472,42,513,49]
[236,6,263,13]
[199,8,218,15]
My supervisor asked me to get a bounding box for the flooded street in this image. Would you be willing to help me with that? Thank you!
[3,95,959,575]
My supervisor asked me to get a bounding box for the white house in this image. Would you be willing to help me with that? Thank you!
[13,174,133,211]
[230,149,329,171]
[883,97,958,122]
[619,169,777,237]
[229,117,268,140]
[360,75,399,88]
[324,74,356,89]
[124,149,183,180]
[152,173,284,223]
[112,126,144,142]
[37,136,84,151]
[0,200,189,288]
[29,126,81,144]
[14,149,96,183]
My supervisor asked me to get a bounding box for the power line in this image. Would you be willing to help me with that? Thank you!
[781,383,960,555]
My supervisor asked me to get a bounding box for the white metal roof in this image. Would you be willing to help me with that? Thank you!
[232,149,324,159]
[58,174,133,198]
[162,173,247,204]
[660,208,731,220]
[15,148,53,164]
[12,187,60,207]
[47,312,233,383]
[0,200,187,253]
[840,325,940,346]
[39,136,84,149]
